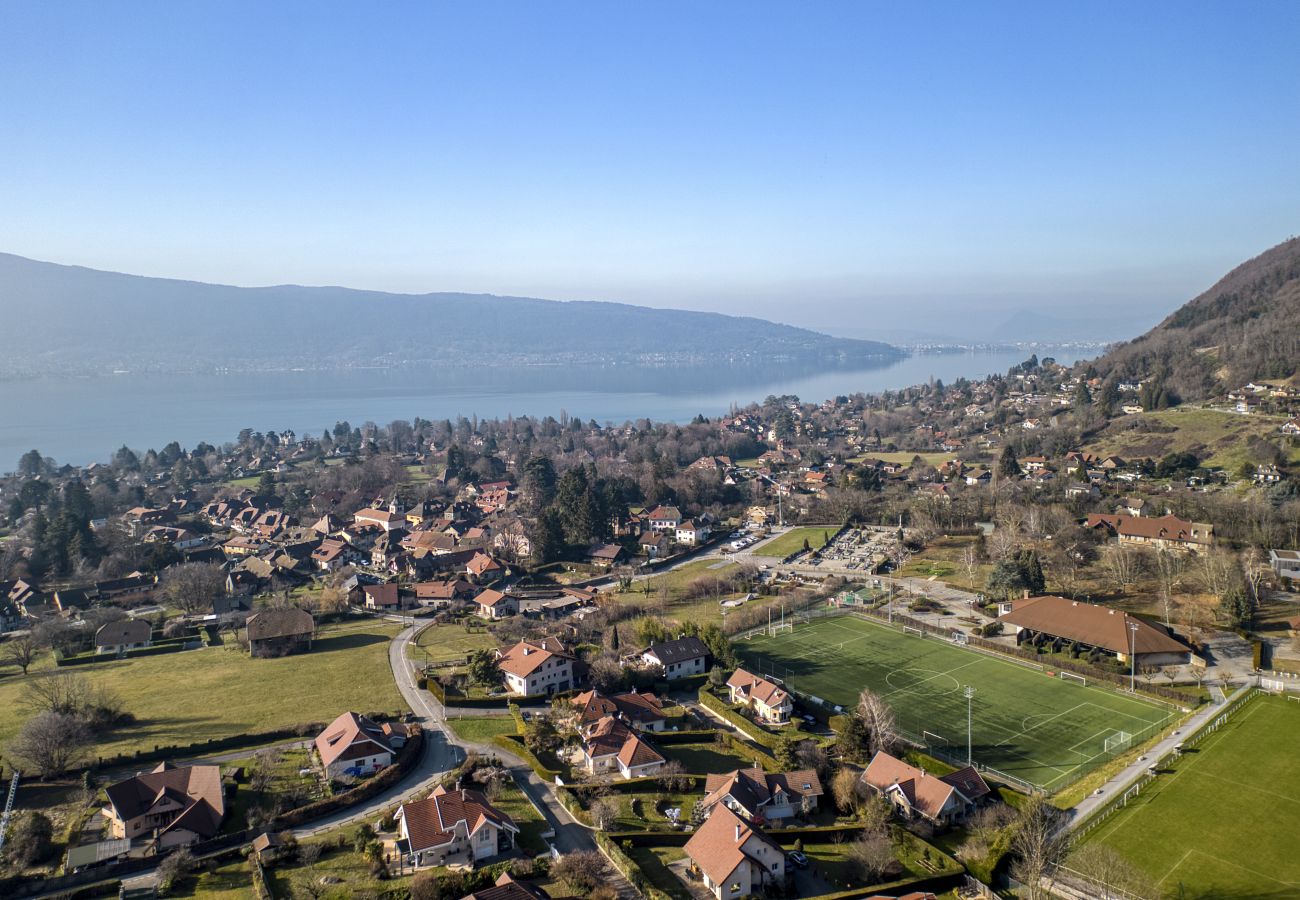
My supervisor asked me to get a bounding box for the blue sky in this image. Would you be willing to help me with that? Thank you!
[2,2,1297,340]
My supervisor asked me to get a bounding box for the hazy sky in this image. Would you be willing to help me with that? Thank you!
[2,2,1298,338]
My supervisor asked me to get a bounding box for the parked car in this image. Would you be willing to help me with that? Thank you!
[787,851,809,869]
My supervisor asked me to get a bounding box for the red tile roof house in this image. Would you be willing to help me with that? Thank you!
[103,762,225,853]
[699,767,823,825]
[726,669,794,725]
[475,588,518,620]
[646,505,684,532]
[684,804,787,900]
[571,689,667,732]
[395,784,518,869]
[996,595,1193,667]
[314,711,395,780]
[860,751,990,828]
[466,552,505,581]
[497,638,575,697]
[95,618,153,656]
[462,872,550,900]
[577,715,667,780]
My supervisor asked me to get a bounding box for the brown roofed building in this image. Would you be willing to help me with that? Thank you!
[461,872,550,900]
[684,804,786,900]
[103,762,225,852]
[699,767,823,824]
[245,607,315,658]
[578,715,666,780]
[571,689,666,731]
[726,669,793,725]
[997,595,1192,666]
[396,784,518,868]
[1085,513,1213,552]
[860,751,990,827]
[314,711,395,779]
[497,637,574,697]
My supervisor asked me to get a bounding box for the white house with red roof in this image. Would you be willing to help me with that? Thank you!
[496,637,574,697]
[860,751,990,827]
[314,711,395,780]
[683,804,786,900]
[577,715,666,779]
[726,669,793,725]
[395,785,518,868]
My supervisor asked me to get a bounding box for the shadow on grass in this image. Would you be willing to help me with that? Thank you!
[311,632,388,653]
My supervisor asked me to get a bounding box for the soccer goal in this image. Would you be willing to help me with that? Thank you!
[1104,730,1133,754]
[1059,671,1087,687]
[769,622,794,637]
[903,625,927,638]
[950,630,968,645]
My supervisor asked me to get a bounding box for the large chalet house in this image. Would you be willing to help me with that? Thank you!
[996,595,1192,667]
[103,763,225,852]
[638,636,710,680]
[496,637,575,697]
[396,785,518,868]
[244,607,315,658]
[698,767,823,825]
[860,751,990,828]
[577,715,666,780]
[314,711,397,780]
[1085,513,1214,553]
[684,804,787,900]
[725,669,793,725]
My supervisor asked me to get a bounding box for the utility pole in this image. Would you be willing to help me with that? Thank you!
[965,686,976,765]
[1128,620,1140,692]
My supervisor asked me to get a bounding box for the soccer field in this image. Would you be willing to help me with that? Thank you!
[1083,694,1300,898]
[738,613,1179,791]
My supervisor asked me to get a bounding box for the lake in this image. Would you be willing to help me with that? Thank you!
[0,347,1082,467]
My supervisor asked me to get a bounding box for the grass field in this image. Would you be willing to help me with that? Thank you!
[446,715,518,744]
[410,622,499,665]
[664,742,761,774]
[618,558,781,626]
[0,617,404,761]
[1085,407,1300,472]
[738,614,1178,792]
[1082,694,1300,898]
[751,526,837,558]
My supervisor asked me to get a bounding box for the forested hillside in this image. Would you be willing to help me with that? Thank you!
[1090,236,1300,402]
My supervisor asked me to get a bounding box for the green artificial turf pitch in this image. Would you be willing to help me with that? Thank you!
[738,613,1178,791]
[1082,693,1300,897]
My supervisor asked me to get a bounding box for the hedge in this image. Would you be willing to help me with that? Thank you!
[56,642,188,666]
[696,688,779,752]
[92,724,320,771]
[594,831,676,900]
[493,734,562,782]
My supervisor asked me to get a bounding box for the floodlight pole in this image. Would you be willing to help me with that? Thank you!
[1128,620,1140,692]
[965,686,976,765]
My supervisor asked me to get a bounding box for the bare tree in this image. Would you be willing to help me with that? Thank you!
[1009,796,1070,900]
[590,796,621,831]
[1070,843,1160,900]
[2,633,40,675]
[10,711,91,776]
[161,561,227,615]
[1151,547,1186,626]
[847,829,895,881]
[23,671,92,717]
[856,688,900,757]
[830,768,861,815]
[552,851,606,894]
[1101,544,1141,587]
[960,544,979,588]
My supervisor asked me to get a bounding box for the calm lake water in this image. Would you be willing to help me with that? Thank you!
[0,348,1081,468]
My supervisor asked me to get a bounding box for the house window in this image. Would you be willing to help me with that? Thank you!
[730,883,741,894]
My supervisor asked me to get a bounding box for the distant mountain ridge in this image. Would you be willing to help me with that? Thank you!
[1088,236,1300,400]
[0,253,901,377]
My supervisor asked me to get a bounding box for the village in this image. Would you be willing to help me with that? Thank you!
[1,356,1299,900]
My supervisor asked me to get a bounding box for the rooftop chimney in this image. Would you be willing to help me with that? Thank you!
[735,824,742,841]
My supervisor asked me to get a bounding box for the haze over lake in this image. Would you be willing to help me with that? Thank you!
[0,347,1080,468]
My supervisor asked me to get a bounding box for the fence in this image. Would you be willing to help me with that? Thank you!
[1072,687,1262,841]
